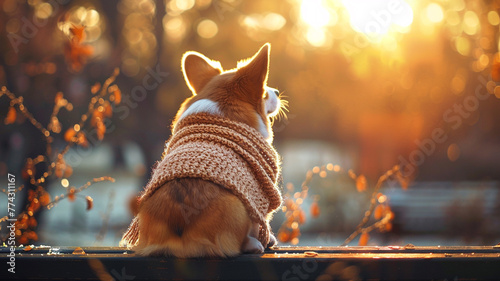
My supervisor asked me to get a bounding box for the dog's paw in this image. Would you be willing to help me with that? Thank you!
[243,236,265,254]
[267,234,277,248]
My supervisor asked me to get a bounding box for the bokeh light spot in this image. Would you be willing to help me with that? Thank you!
[197,19,218,39]
[426,3,443,23]
[488,11,500,26]
[300,0,331,28]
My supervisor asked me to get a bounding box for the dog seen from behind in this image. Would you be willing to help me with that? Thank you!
[121,43,285,257]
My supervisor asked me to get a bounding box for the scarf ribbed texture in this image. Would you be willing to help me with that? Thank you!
[121,113,282,248]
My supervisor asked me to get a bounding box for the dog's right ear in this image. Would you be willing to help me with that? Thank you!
[182,51,222,95]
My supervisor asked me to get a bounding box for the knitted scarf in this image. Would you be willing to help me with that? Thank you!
[121,113,282,248]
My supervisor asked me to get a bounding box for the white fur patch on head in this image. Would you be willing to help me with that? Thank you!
[179,99,221,121]
[264,86,280,117]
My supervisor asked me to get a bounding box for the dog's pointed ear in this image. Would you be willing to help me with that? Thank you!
[182,51,222,95]
[235,43,270,99]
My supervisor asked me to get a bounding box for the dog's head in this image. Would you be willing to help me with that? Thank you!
[172,43,283,142]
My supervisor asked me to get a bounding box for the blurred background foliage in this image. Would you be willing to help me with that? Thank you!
[1,0,500,246]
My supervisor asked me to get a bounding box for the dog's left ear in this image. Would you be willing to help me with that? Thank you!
[182,51,223,95]
[235,43,270,101]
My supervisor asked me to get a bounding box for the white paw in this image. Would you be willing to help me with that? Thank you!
[242,236,264,254]
[267,234,277,248]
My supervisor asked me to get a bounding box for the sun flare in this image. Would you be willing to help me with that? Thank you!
[341,0,414,40]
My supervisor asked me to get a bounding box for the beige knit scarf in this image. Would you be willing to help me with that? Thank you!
[121,113,282,248]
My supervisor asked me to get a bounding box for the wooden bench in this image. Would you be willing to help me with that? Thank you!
[2,246,500,280]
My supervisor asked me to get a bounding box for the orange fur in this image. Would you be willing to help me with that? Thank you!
[134,43,278,257]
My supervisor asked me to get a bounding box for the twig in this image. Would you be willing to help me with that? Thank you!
[341,165,402,246]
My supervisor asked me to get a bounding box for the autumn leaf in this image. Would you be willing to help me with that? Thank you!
[24,245,33,251]
[91,82,101,95]
[69,25,86,43]
[385,222,393,232]
[72,247,86,255]
[64,128,76,142]
[374,204,384,220]
[96,121,106,140]
[26,231,38,241]
[39,192,51,206]
[397,172,409,190]
[65,42,93,72]
[54,92,63,104]
[113,88,121,104]
[103,101,112,118]
[77,132,88,147]
[359,232,370,246]
[68,187,76,202]
[310,201,320,218]
[27,217,37,228]
[348,169,356,179]
[298,209,306,224]
[29,199,41,213]
[63,165,73,178]
[85,196,94,210]
[356,175,367,192]
[4,107,17,124]
[91,110,103,127]
[64,25,93,72]
[278,231,291,243]
[48,117,61,133]
[18,236,28,245]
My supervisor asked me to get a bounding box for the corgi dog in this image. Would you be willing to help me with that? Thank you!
[126,43,284,257]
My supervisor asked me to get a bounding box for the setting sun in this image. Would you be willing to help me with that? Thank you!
[342,0,414,39]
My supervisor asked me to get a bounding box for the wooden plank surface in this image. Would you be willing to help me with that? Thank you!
[1,246,500,280]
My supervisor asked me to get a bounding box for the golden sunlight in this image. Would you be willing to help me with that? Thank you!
[299,0,332,28]
[341,0,413,40]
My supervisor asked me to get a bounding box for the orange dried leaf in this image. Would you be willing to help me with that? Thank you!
[91,110,103,126]
[103,102,112,118]
[310,201,320,218]
[298,209,306,224]
[39,192,51,206]
[5,107,17,124]
[96,121,106,140]
[72,247,86,255]
[397,173,409,190]
[77,132,88,147]
[348,169,356,179]
[63,165,73,178]
[113,88,122,104]
[64,128,76,142]
[374,204,384,220]
[85,196,94,210]
[28,189,36,201]
[69,25,86,43]
[29,200,40,212]
[26,231,38,241]
[385,222,393,232]
[278,231,291,243]
[54,92,63,104]
[91,83,101,95]
[24,245,33,251]
[359,232,370,246]
[18,236,28,245]
[27,217,37,228]
[68,187,76,202]
[356,175,367,192]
